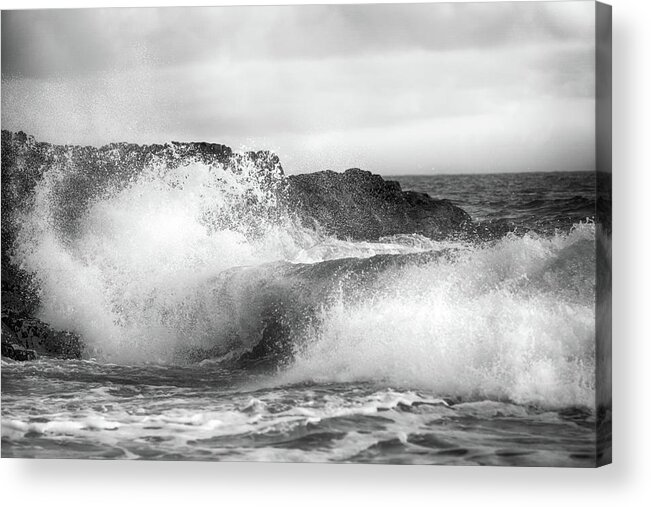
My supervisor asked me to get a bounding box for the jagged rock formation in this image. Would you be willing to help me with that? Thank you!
[286,168,471,241]
[1,130,283,239]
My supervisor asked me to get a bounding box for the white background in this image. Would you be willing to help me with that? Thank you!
[0,0,649,505]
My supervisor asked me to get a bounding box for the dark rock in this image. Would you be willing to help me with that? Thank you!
[1,130,284,241]
[2,316,82,359]
[1,341,37,361]
[2,320,37,360]
[286,168,472,241]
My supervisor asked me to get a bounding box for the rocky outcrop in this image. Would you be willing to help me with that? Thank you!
[2,130,471,246]
[2,244,83,360]
[1,315,83,360]
[286,168,471,241]
[1,130,283,240]
[1,340,37,361]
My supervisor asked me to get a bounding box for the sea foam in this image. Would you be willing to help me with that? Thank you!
[283,224,596,408]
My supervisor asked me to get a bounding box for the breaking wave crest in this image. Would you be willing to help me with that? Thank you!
[283,223,596,408]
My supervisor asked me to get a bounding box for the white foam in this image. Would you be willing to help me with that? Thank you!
[283,224,596,409]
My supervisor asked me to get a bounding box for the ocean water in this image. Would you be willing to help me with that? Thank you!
[2,166,601,465]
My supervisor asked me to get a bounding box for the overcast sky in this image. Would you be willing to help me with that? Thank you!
[1,2,596,174]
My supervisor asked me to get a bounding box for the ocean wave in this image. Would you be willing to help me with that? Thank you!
[281,223,596,409]
[8,145,597,408]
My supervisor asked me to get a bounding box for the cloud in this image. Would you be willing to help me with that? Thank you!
[2,3,594,78]
[1,2,596,174]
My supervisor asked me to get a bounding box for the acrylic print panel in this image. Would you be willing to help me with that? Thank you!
[1,1,612,466]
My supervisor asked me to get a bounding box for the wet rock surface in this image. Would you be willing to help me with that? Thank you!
[286,168,472,241]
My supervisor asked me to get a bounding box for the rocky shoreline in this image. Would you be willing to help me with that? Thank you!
[1,130,472,362]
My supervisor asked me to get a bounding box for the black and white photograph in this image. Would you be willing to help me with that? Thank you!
[1,1,611,466]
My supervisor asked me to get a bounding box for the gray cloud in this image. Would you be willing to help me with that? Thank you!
[1,2,596,174]
[2,3,594,78]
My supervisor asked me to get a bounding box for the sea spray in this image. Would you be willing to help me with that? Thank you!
[11,153,315,362]
[283,223,596,409]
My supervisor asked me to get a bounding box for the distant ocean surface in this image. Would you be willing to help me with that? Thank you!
[396,171,596,233]
[2,170,600,465]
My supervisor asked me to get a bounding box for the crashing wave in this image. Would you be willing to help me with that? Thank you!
[1,132,597,408]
